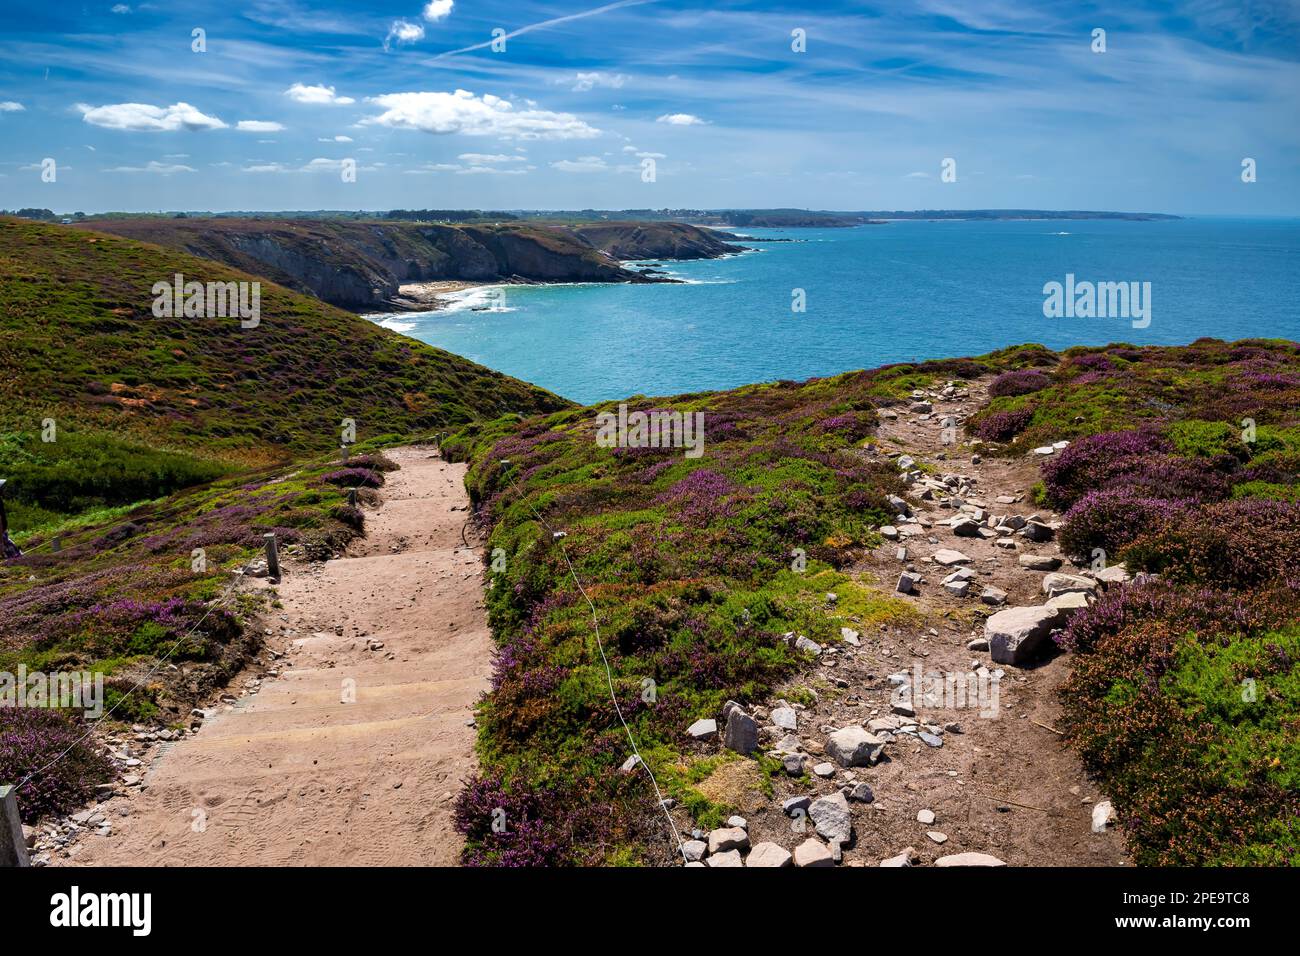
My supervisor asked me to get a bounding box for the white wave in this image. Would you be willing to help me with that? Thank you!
[437,285,517,313]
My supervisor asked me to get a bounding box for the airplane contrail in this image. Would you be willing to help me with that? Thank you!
[430,0,659,59]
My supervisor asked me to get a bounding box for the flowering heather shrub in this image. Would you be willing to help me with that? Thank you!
[1059,580,1300,864]
[1040,429,1171,508]
[988,369,1051,398]
[320,468,384,489]
[1057,489,1190,559]
[1122,499,1300,588]
[968,406,1034,442]
[0,708,114,822]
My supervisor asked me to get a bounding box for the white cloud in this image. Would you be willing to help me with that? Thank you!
[78,101,227,131]
[904,171,931,178]
[242,163,288,173]
[385,19,425,50]
[284,83,355,106]
[0,101,25,112]
[104,160,195,174]
[423,0,454,21]
[551,155,608,173]
[236,120,286,132]
[319,135,353,142]
[404,163,464,174]
[458,165,527,175]
[457,152,525,163]
[656,113,707,126]
[362,90,600,140]
[111,4,131,13]
[569,71,627,92]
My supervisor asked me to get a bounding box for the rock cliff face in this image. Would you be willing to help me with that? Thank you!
[567,222,746,260]
[78,218,743,310]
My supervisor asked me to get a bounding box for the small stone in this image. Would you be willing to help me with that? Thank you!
[1092,800,1115,832]
[686,718,717,740]
[896,571,917,595]
[793,839,835,868]
[1018,554,1062,571]
[706,849,744,867]
[966,637,990,651]
[917,809,936,824]
[880,847,918,867]
[934,852,1006,867]
[727,815,748,830]
[707,826,750,854]
[840,627,860,645]
[926,830,948,844]
[980,586,1008,607]
[826,725,886,767]
[770,706,798,731]
[682,839,707,862]
[794,635,823,657]
[810,791,853,845]
[932,549,971,566]
[746,842,793,867]
[848,782,874,803]
[812,761,836,778]
[782,795,812,815]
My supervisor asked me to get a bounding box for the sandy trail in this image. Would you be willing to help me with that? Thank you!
[72,445,490,866]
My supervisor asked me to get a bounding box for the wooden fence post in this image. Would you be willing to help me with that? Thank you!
[263,533,281,581]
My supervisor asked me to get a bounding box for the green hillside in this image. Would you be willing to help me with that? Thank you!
[0,216,569,533]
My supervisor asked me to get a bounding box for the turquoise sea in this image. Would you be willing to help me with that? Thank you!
[369,218,1300,405]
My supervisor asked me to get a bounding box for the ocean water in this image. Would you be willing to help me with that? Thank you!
[368,218,1300,405]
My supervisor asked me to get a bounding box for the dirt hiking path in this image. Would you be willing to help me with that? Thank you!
[73,445,490,866]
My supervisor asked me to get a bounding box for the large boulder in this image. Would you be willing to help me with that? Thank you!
[985,605,1066,666]
[825,726,886,767]
[723,709,759,755]
[1041,572,1096,597]
[809,791,853,845]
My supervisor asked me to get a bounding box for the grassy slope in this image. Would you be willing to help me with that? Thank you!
[441,353,1024,865]
[0,216,568,532]
[0,217,571,820]
[968,337,1300,864]
[447,339,1298,866]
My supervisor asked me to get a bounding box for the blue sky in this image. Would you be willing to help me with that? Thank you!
[0,0,1297,214]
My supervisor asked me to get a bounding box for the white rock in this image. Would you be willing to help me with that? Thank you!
[793,839,835,867]
[986,605,1067,666]
[706,849,744,867]
[707,826,750,855]
[746,842,793,867]
[826,725,886,767]
[1092,800,1115,832]
[934,852,1006,867]
[686,718,717,740]
[917,809,936,825]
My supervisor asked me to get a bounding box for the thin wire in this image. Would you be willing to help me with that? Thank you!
[499,463,689,864]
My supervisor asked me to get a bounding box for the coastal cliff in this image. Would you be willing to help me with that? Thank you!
[76,218,744,311]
